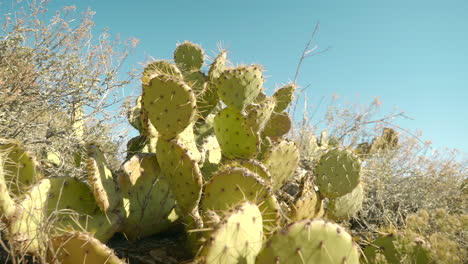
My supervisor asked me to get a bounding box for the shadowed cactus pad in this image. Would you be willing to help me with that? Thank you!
[86,143,121,212]
[50,232,124,264]
[156,139,202,215]
[174,41,205,72]
[142,75,197,139]
[256,219,360,264]
[216,65,264,111]
[262,140,300,191]
[245,97,276,133]
[262,112,292,139]
[214,107,260,159]
[119,153,176,240]
[197,202,263,264]
[315,149,361,198]
[328,183,365,221]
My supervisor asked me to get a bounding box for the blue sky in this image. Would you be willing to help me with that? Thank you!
[6,0,468,154]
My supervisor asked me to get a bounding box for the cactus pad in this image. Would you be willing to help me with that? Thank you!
[291,188,324,221]
[208,50,227,80]
[262,112,292,139]
[197,202,263,264]
[0,139,41,195]
[141,60,183,86]
[213,107,260,159]
[236,159,271,182]
[272,83,297,112]
[86,143,121,212]
[174,41,205,71]
[245,97,276,133]
[0,156,16,219]
[215,65,264,111]
[256,219,360,264]
[202,167,280,232]
[262,140,300,191]
[328,183,365,221]
[315,149,361,198]
[119,153,176,239]
[50,232,124,264]
[156,139,203,215]
[184,70,207,94]
[142,75,197,139]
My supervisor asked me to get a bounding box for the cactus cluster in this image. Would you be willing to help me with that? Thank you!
[0,41,400,263]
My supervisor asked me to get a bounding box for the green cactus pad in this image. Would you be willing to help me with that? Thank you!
[140,109,159,138]
[126,135,149,156]
[156,139,203,215]
[202,167,280,233]
[86,143,121,212]
[142,60,183,86]
[262,140,300,191]
[142,75,197,139]
[176,123,202,165]
[328,183,365,221]
[213,107,260,159]
[50,232,124,264]
[208,50,227,80]
[174,41,205,71]
[119,153,176,239]
[0,139,41,195]
[197,202,263,264]
[315,149,361,198]
[256,219,360,264]
[245,97,276,133]
[272,83,297,112]
[215,65,264,111]
[262,112,292,139]
[0,156,16,219]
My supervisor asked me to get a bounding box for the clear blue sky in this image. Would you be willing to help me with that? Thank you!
[8,0,468,154]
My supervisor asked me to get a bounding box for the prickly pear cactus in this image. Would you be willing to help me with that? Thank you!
[86,143,121,212]
[50,232,124,264]
[272,83,297,112]
[196,202,263,264]
[256,219,360,264]
[262,140,300,191]
[315,149,361,198]
[142,75,197,139]
[174,41,205,72]
[215,65,264,112]
[119,153,176,240]
[327,183,365,221]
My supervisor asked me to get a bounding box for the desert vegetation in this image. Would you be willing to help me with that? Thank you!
[0,1,466,263]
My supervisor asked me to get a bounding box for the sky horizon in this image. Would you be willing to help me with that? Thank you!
[3,0,467,156]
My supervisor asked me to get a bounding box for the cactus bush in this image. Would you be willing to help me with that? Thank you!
[8,40,453,264]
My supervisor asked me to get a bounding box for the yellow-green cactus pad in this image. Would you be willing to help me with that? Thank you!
[236,159,271,182]
[213,107,260,159]
[156,139,203,215]
[272,83,297,112]
[315,149,361,198]
[140,109,159,138]
[215,65,264,111]
[197,82,220,118]
[0,156,16,219]
[328,183,365,221]
[291,189,324,221]
[202,167,280,233]
[0,138,41,195]
[245,97,276,133]
[119,153,176,239]
[141,60,183,86]
[127,96,143,132]
[174,41,205,72]
[86,143,121,212]
[262,140,300,191]
[197,202,263,264]
[50,232,124,264]
[176,123,202,165]
[208,50,227,80]
[256,219,360,264]
[263,112,292,139]
[142,75,197,139]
